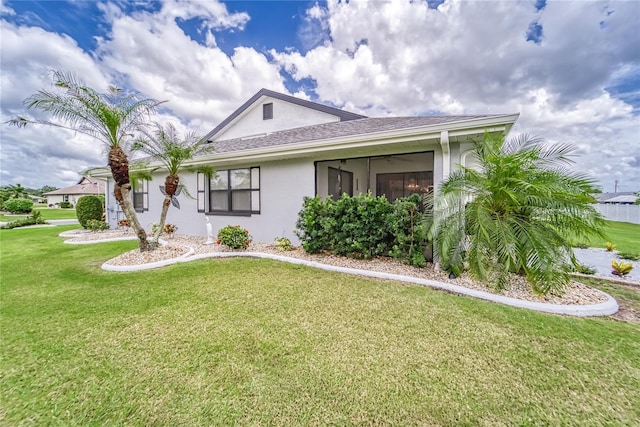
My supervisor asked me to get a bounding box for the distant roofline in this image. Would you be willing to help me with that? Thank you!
[204,88,367,141]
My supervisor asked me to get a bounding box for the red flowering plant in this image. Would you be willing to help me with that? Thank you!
[217,225,252,250]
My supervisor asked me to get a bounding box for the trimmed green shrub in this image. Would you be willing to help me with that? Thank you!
[332,193,393,259]
[389,194,428,267]
[57,201,73,208]
[76,195,104,228]
[1,210,46,229]
[296,193,430,265]
[295,195,337,253]
[217,225,252,250]
[3,198,33,214]
[85,219,110,231]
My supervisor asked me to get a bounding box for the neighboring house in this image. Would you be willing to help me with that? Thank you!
[597,192,638,205]
[30,196,46,204]
[92,89,519,243]
[44,177,105,207]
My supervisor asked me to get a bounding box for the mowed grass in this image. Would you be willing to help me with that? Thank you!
[0,207,77,222]
[573,220,640,258]
[1,227,639,426]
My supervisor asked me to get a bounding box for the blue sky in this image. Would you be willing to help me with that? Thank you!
[1,0,639,192]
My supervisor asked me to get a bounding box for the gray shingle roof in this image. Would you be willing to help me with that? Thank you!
[44,178,105,196]
[208,115,498,154]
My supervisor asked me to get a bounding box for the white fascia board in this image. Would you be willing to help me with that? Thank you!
[189,114,519,167]
[86,167,111,178]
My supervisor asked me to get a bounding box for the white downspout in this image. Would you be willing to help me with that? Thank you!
[440,130,450,181]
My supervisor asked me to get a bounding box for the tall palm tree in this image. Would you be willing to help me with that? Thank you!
[7,184,27,198]
[7,71,164,251]
[432,132,604,295]
[132,122,214,243]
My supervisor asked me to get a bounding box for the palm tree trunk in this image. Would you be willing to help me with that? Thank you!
[118,183,157,252]
[108,145,157,252]
[108,145,130,186]
[151,175,179,242]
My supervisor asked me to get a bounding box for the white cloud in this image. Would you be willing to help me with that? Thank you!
[273,0,640,192]
[0,2,15,16]
[0,0,285,188]
[1,0,638,194]
[96,1,285,129]
[0,20,111,188]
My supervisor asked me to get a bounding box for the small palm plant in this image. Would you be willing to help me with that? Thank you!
[605,242,616,252]
[431,132,605,295]
[132,122,214,243]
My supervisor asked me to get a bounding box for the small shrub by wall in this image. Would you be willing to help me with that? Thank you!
[76,196,104,229]
[217,225,252,250]
[85,219,110,231]
[3,198,33,214]
[389,194,428,267]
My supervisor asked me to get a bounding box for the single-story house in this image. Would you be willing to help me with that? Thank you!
[92,89,519,243]
[44,177,105,207]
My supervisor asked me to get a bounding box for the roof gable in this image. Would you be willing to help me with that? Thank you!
[205,89,366,142]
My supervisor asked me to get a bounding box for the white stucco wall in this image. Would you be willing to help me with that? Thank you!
[46,195,65,206]
[214,97,342,141]
[106,159,316,244]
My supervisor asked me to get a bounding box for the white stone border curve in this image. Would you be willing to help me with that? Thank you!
[101,250,619,318]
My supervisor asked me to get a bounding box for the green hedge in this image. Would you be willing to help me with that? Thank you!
[295,193,430,266]
[76,196,104,229]
[3,198,33,214]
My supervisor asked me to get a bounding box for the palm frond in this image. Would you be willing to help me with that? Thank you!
[433,132,604,295]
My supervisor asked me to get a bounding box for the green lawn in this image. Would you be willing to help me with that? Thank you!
[573,220,640,258]
[0,207,77,222]
[1,226,639,426]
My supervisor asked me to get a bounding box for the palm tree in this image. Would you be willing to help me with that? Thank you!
[132,122,214,243]
[7,71,164,251]
[432,132,604,295]
[7,184,26,198]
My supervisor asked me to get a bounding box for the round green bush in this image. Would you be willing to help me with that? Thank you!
[3,197,33,214]
[76,195,104,228]
[217,225,252,249]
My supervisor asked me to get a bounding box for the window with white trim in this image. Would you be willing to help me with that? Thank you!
[132,179,149,212]
[208,168,260,215]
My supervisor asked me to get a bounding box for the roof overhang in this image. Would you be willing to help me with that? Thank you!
[88,113,519,176]
[191,113,519,168]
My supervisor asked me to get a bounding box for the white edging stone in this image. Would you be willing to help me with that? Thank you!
[64,236,139,244]
[101,251,619,317]
[102,246,195,272]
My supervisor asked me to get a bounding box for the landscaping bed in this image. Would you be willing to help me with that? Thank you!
[64,230,609,306]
